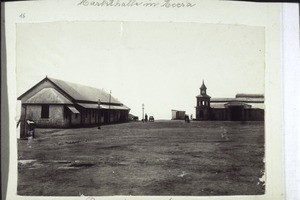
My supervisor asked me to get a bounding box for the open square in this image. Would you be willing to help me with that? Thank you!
[18,120,264,196]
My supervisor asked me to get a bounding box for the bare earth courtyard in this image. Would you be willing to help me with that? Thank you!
[18,120,264,196]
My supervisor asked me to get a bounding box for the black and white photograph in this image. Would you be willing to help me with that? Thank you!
[16,21,265,196]
[1,0,288,199]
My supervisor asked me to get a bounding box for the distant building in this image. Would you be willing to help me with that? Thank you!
[171,110,186,120]
[195,81,264,121]
[195,81,211,120]
[128,114,139,121]
[17,76,130,137]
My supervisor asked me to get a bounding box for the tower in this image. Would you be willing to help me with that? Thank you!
[195,80,211,120]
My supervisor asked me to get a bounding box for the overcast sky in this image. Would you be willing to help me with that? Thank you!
[17,21,265,119]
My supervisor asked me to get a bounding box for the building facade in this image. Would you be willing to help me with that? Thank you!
[18,77,130,137]
[171,110,186,120]
[195,81,211,120]
[195,81,264,121]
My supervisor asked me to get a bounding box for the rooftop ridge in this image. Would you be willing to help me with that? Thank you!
[47,76,122,104]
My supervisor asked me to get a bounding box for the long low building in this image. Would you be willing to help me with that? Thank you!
[18,76,130,137]
[209,94,264,121]
[195,81,264,121]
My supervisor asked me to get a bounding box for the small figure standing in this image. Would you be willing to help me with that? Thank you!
[145,114,148,122]
[26,119,35,148]
[185,115,190,123]
[190,114,193,120]
[26,119,35,138]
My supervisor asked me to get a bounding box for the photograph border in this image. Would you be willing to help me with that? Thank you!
[2,0,286,199]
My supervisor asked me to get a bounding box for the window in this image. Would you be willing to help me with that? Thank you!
[41,105,49,118]
[75,113,78,118]
[64,106,68,119]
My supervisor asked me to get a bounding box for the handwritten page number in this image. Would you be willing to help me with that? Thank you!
[19,13,25,18]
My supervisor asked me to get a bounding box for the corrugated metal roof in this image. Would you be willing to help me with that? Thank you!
[210,102,264,109]
[77,103,130,110]
[210,104,226,109]
[236,98,264,103]
[24,88,72,104]
[225,102,252,108]
[67,106,80,113]
[225,102,249,106]
[211,97,264,103]
[211,98,236,102]
[171,109,186,112]
[77,103,99,109]
[247,103,265,109]
[102,105,130,110]
[236,93,264,98]
[48,77,122,104]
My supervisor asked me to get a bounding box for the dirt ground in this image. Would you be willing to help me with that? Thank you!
[18,120,265,196]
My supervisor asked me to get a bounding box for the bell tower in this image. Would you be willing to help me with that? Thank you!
[195,80,211,120]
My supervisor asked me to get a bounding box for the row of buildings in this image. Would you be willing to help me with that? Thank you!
[195,81,264,121]
[18,77,264,137]
[172,81,264,121]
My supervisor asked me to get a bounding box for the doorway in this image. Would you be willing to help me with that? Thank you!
[229,106,243,121]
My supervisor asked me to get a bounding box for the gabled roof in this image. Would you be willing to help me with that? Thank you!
[18,77,123,105]
[24,88,72,104]
[48,77,122,104]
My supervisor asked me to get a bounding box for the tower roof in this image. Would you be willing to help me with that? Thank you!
[200,80,207,90]
[196,94,211,98]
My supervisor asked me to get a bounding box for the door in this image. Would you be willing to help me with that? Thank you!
[229,106,243,121]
